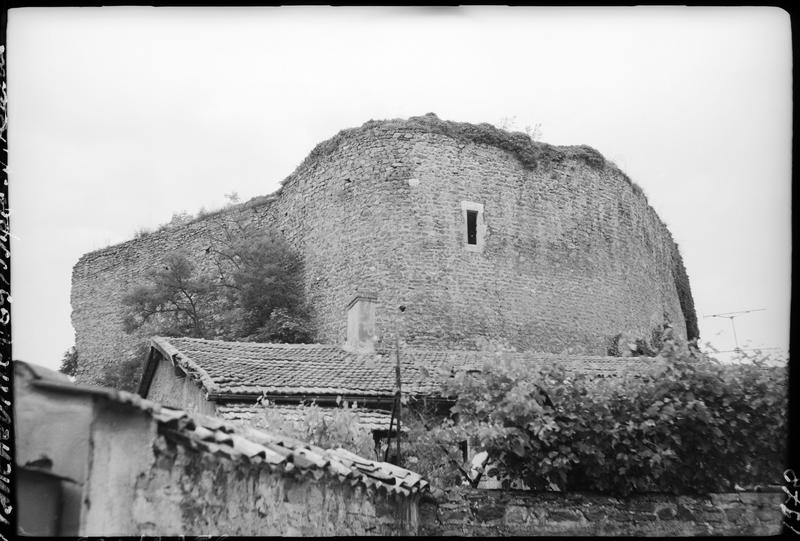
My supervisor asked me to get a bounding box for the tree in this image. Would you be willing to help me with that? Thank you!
[122,252,213,338]
[58,346,79,377]
[122,222,313,344]
[207,228,311,341]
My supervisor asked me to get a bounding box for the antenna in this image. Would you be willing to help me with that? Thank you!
[703,308,765,351]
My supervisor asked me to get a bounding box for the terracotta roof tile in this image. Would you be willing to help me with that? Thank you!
[150,336,654,400]
[217,403,398,433]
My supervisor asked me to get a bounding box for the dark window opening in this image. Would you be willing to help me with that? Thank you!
[466,210,478,245]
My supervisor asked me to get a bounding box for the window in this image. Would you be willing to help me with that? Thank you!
[466,210,478,245]
[461,201,485,251]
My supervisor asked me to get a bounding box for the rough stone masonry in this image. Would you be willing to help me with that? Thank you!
[71,114,697,383]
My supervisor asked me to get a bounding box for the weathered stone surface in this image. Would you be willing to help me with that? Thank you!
[473,502,506,522]
[676,503,696,521]
[418,488,783,537]
[655,505,677,520]
[548,509,585,522]
[756,507,780,521]
[71,116,693,384]
[504,504,531,524]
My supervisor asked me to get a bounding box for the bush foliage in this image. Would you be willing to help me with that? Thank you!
[417,327,787,495]
[258,399,375,459]
[96,355,144,393]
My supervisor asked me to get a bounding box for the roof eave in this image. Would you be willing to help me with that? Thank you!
[136,342,161,398]
[140,336,219,400]
[210,391,453,405]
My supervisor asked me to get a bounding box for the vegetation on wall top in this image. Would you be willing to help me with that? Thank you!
[293,112,608,173]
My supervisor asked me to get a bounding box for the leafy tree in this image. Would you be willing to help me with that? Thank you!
[206,228,310,341]
[58,346,79,377]
[122,222,313,344]
[122,252,213,337]
[105,219,313,391]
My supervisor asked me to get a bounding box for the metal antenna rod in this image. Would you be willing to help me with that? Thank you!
[394,304,406,467]
[704,309,765,351]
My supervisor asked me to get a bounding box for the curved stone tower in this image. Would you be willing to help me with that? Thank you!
[71,114,697,382]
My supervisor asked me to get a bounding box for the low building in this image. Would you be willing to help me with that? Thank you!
[136,330,652,462]
[14,360,428,536]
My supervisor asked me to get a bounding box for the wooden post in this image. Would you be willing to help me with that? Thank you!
[395,333,402,466]
[384,400,396,462]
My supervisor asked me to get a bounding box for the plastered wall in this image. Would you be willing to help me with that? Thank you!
[13,364,95,535]
[145,357,216,415]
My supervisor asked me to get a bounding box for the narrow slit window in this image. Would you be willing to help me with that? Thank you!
[466,210,478,245]
[461,201,484,251]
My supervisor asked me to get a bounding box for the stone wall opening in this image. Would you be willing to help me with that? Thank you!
[461,201,485,252]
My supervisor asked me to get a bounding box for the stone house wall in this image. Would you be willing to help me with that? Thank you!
[80,401,417,536]
[419,487,783,536]
[72,117,694,383]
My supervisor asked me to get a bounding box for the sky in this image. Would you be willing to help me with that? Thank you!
[7,6,792,371]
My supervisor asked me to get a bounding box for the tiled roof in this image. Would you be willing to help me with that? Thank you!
[17,361,426,497]
[160,411,425,497]
[216,403,399,433]
[148,336,653,399]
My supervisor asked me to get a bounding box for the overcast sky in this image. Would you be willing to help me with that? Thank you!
[8,6,792,371]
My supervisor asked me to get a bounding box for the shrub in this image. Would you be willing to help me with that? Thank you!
[400,414,474,488]
[96,355,144,392]
[258,399,375,459]
[133,227,152,239]
[444,327,788,495]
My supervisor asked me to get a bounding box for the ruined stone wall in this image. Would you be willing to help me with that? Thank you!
[419,487,782,536]
[264,117,689,353]
[72,115,695,383]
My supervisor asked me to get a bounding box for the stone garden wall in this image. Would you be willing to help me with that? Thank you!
[81,405,417,536]
[419,487,782,536]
